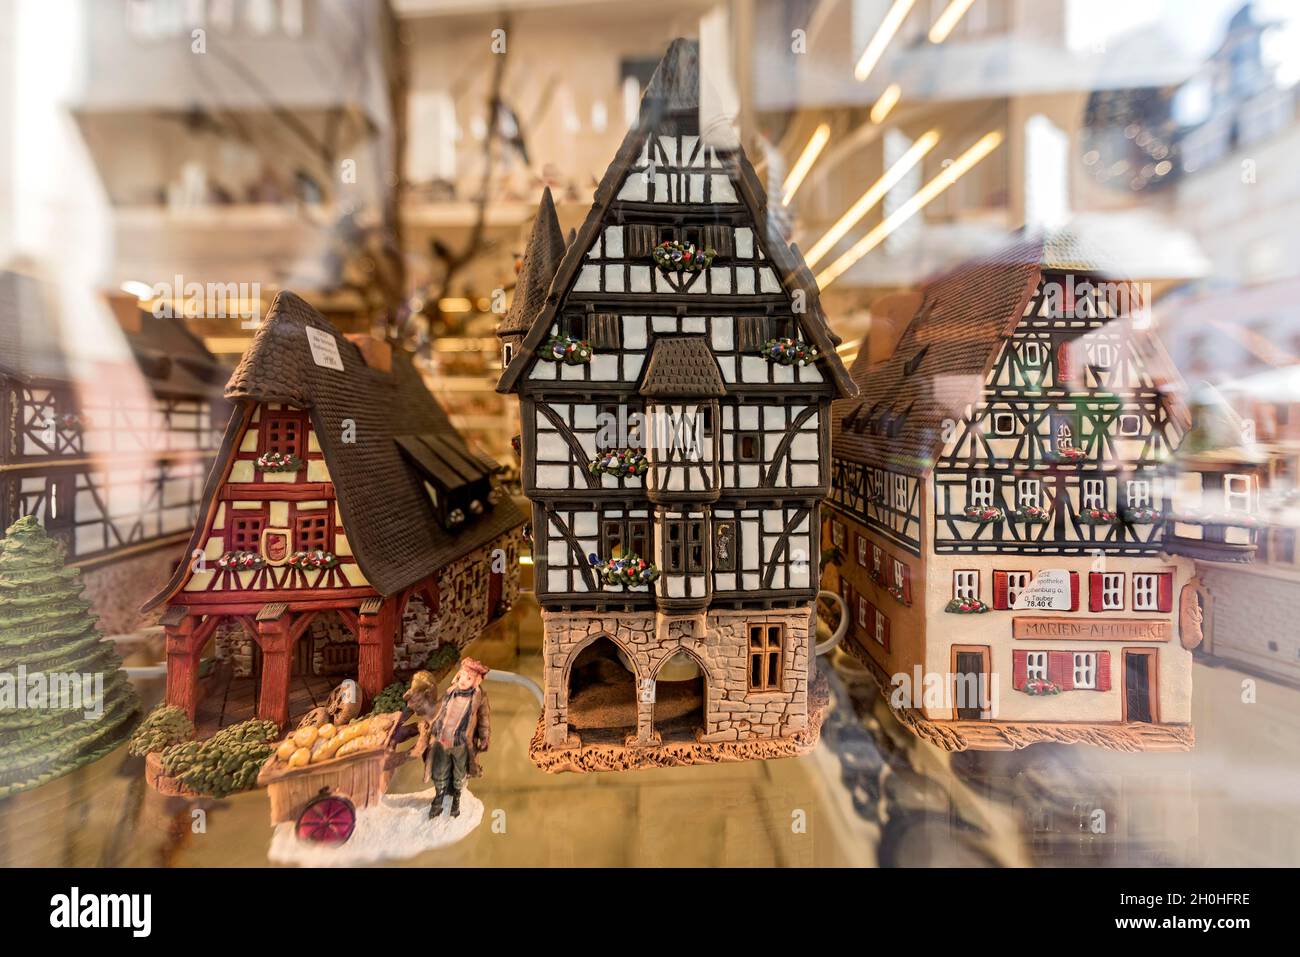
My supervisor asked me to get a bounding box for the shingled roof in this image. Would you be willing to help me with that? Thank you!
[495,38,855,399]
[499,187,565,338]
[144,292,524,608]
[639,337,726,398]
[832,241,1043,476]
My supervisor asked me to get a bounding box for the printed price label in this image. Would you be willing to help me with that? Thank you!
[1014,569,1072,610]
[305,326,344,371]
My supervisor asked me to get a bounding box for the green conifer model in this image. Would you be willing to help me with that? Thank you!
[0,516,140,796]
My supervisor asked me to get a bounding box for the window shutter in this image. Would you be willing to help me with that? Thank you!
[881,614,891,652]
[1095,651,1112,692]
[1012,651,1028,691]
[736,316,766,353]
[1088,572,1105,612]
[1048,651,1075,690]
[993,571,1010,610]
[700,224,733,258]
[588,313,620,349]
[902,564,912,604]
[626,224,658,258]
[1069,571,1080,611]
[1156,573,1174,612]
[1057,341,1072,382]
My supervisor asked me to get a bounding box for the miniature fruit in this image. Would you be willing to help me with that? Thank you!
[288,747,311,768]
[276,740,297,761]
[293,726,318,748]
[317,723,336,739]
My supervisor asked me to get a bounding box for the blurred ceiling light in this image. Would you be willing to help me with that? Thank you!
[438,297,473,313]
[854,0,917,83]
[817,129,1004,288]
[781,123,831,205]
[804,129,939,268]
[928,0,976,44]
[622,76,641,129]
[870,84,902,124]
[120,280,154,300]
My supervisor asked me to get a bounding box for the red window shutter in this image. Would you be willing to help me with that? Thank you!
[1048,651,1075,690]
[1012,651,1028,691]
[1057,341,1072,382]
[1156,573,1173,612]
[1095,651,1112,692]
[993,571,1010,610]
[882,614,890,652]
[1088,572,1105,612]
[902,564,912,604]
[1069,571,1080,611]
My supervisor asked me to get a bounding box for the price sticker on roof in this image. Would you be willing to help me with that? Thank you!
[305,326,344,371]
[1013,569,1073,610]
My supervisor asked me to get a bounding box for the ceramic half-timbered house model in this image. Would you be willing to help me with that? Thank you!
[498,39,856,772]
[0,274,228,635]
[144,292,525,731]
[826,238,1251,752]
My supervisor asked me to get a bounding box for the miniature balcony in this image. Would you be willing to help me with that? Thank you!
[1162,515,1258,563]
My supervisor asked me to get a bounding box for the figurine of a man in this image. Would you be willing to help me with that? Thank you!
[409,658,491,819]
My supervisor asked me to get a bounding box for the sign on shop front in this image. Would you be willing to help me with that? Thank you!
[1012,617,1171,641]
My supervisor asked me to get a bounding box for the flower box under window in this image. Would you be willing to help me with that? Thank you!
[589,553,661,588]
[1011,505,1050,523]
[540,335,593,364]
[651,239,714,273]
[1080,508,1120,526]
[588,448,648,478]
[945,597,990,614]
[217,551,265,572]
[256,451,303,473]
[963,504,1004,523]
[763,337,820,367]
[287,550,338,570]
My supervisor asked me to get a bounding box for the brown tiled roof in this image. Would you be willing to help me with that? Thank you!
[499,187,565,337]
[144,292,524,608]
[495,38,856,399]
[832,241,1043,476]
[639,337,726,398]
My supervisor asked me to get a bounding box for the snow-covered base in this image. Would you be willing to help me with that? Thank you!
[267,786,483,866]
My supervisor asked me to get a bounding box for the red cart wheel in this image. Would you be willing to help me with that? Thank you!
[296,789,356,845]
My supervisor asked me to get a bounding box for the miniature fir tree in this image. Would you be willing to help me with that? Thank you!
[0,516,139,796]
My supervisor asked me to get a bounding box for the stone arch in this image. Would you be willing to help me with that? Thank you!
[649,645,711,742]
[563,633,641,741]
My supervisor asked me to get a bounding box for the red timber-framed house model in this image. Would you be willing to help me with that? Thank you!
[0,274,228,634]
[144,292,526,730]
[497,39,857,772]
[824,237,1258,752]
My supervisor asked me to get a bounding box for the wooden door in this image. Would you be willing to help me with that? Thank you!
[1124,651,1155,723]
[951,645,990,720]
[487,567,504,620]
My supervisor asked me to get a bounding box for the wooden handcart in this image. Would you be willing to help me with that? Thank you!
[256,712,408,845]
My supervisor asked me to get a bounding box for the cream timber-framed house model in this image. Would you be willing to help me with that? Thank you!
[144,293,525,731]
[497,39,856,772]
[824,237,1258,752]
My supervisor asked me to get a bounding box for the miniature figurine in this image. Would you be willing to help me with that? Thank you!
[142,294,525,740]
[824,235,1259,752]
[411,658,491,818]
[496,38,856,772]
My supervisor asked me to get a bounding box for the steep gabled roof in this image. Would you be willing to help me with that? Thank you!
[144,292,524,609]
[832,241,1043,476]
[499,187,565,338]
[495,38,855,398]
[640,337,726,398]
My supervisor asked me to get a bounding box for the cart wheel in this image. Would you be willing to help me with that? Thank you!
[296,789,356,845]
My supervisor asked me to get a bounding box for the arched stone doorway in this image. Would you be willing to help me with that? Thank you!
[652,649,707,743]
[565,635,638,744]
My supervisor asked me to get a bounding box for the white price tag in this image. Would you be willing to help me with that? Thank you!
[305,326,344,371]
[1013,569,1073,610]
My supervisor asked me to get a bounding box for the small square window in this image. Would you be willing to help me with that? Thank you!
[970,477,994,507]
[1082,479,1106,510]
[1017,479,1041,508]
[893,475,908,509]
[1094,343,1116,368]
[736,431,762,463]
[1126,480,1152,508]
[1026,651,1048,681]
[1073,652,1097,689]
[1102,573,1124,610]
[1005,571,1032,606]
[992,412,1016,436]
[874,611,886,647]
[1119,414,1142,436]
[1133,573,1159,611]
[1021,341,1044,366]
[953,570,979,601]
[856,535,868,567]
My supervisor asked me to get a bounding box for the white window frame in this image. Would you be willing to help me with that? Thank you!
[873,468,886,501]
[1132,573,1159,612]
[1225,473,1252,512]
[970,477,994,508]
[871,545,882,576]
[1118,413,1142,436]
[1082,479,1106,510]
[1126,479,1152,508]
[1006,570,1032,606]
[1102,572,1124,610]
[1094,343,1116,368]
[502,343,514,368]
[991,412,1016,436]
[1073,652,1097,689]
[1026,651,1049,682]
[874,611,886,646]
[893,559,906,591]
[1021,341,1044,367]
[831,521,845,548]
[857,595,869,628]
[894,474,908,510]
[953,570,979,601]
[1017,478,1041,508]
[856,535,868,566]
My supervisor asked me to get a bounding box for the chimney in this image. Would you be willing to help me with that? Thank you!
[106,290,145,335]
[867,291,922,364]
[345,334,393,374]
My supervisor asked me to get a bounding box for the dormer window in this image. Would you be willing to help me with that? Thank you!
[503,342,515,368]
[398,432,499,530]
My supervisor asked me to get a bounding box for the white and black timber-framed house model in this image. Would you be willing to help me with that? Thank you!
[143,292,525,731]
[497,39,857,772]
[0,273,229,635]
[825,236,1258,753]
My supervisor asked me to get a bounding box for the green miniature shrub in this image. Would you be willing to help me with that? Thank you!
[367,680,410,717]
[128,704,195,757]
[423,644,461,675]
[159,718,279,798]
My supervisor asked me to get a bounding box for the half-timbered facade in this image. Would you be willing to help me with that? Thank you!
[0,275,228,633]
[497,40,855,770]
[825,239,1246,752]
[145,293,525,730]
